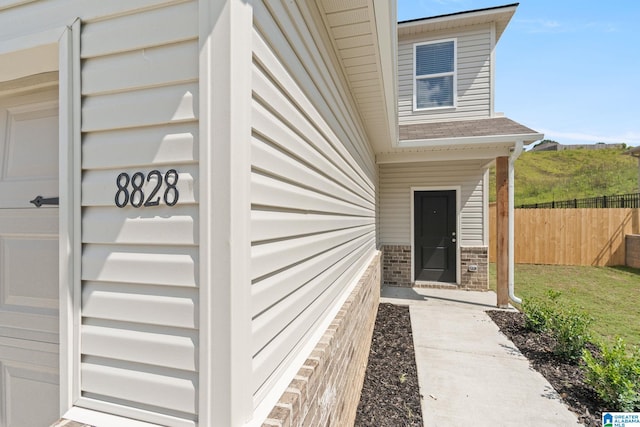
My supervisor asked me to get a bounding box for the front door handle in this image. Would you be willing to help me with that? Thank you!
[30,196,59,207]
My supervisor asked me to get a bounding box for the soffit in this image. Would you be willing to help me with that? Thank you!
[315,0,398,154]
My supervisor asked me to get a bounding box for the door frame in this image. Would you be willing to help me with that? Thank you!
[0,21,82,416]
[410,186,461,284]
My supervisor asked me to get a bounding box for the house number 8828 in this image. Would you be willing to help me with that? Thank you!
[115,169,179,208]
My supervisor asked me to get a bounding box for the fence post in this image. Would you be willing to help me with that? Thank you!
[603,195,608,208]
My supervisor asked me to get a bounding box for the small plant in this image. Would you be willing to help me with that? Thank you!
[403,402,414,421]
[522,290,561,333]
[399,373,407,384]
[521,290,592,361]
[522,298,552,332]
[583,338,640,412]
[549,306,592,360]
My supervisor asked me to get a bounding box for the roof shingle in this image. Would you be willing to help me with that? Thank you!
[399,117,539,141]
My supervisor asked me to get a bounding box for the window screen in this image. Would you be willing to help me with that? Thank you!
[415,40,455,109]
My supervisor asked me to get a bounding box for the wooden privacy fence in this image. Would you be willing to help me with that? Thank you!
[489,205,640,266]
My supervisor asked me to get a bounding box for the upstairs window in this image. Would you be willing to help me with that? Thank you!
[414,39,456,110]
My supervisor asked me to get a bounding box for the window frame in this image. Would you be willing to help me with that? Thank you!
[413,38,457,111]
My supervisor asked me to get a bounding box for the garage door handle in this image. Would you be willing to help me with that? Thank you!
[30,196,59,207]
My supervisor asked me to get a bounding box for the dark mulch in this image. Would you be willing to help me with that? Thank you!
[356,303,609,426]
[355,303,423,427]
[487,310,606,427]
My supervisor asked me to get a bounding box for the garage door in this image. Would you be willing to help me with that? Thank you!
[0,86,60,427]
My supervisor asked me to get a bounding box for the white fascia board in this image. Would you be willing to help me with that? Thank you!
[372,0,399,147]
[398,5,517,32]
[377,145,513,164]
[398,132,544,148]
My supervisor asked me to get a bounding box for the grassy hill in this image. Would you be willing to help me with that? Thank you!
[489,147,638,205]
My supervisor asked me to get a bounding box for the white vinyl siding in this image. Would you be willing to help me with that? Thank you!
[414,39,456,110]
[399,25,492,124]
[379,161,486,247]
[251,0,376,414]
[79,2,199,425]
[0,0,188,39]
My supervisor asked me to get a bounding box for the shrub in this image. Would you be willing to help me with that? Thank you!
[521,290,592,361]
[522,297,552,332]
[549,306,592,360]
[583,338,640,412]
[522,290,561,333]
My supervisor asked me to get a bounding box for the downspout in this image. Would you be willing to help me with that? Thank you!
[508,141,524,304]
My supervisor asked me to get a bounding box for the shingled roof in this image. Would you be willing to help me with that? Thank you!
[400,117,539,141]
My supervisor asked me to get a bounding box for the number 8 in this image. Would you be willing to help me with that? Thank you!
[130,172,145,208]
[164,169,180,206]
[115,173,130,208]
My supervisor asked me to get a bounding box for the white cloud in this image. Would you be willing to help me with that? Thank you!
[586,22,618,33]
[514,19,617,34]
[515,18,563,33]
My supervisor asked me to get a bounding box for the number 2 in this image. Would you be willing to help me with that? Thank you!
[144,170,162,207]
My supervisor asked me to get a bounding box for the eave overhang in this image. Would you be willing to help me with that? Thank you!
[378,116,543,164]
[314,0,399,154]
[377,142,516,164]
[398,3,518,43]
[398,132,543,148]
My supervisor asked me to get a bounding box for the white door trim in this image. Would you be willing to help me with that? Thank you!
[58,19,83,415]
[0,21,82,418]
[410,186,461,285]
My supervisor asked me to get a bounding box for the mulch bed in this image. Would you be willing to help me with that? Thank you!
[356,303,608,427]
[355,303,423,427]
[487,310,606,427]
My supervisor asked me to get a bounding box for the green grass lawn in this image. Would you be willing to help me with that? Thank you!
[489,263,640,347]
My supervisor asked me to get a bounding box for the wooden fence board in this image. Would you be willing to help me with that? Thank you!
[489,206,640,266]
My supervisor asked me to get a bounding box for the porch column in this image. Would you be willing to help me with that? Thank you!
[496,156,509,307]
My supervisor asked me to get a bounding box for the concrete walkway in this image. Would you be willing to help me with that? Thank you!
[381,287,582,427]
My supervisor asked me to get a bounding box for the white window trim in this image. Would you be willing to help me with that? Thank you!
[412,38,457,111]
[409,186,461,285]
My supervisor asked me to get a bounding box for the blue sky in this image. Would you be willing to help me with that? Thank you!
[397,1,640,147]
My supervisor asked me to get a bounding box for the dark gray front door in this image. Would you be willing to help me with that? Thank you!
[414,190,456,282]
